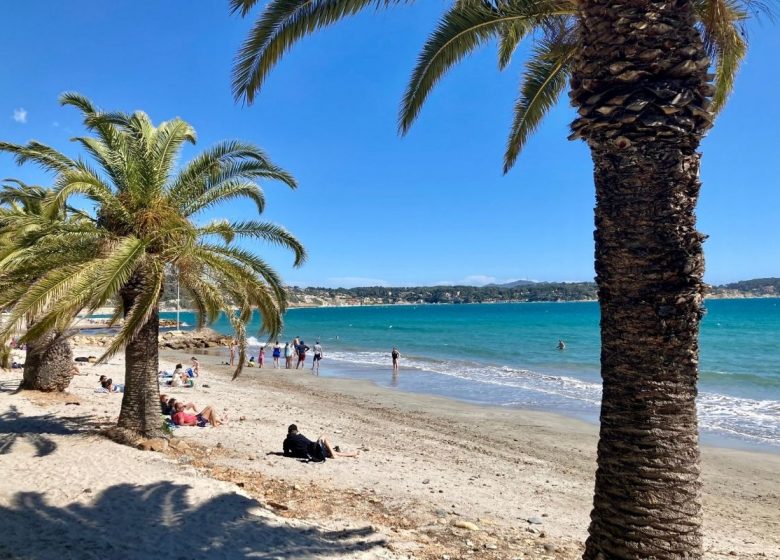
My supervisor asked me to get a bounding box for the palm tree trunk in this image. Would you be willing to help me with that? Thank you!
[117,274,164,438]
[20,330,74,392]
[569,1,713,558]
[585,144,705,558]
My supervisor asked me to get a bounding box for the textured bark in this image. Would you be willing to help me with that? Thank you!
[569,1,711,558]
[117,272,164,438]
[20,330,74,392]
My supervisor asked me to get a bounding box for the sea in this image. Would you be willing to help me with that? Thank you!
[161,298,780,452]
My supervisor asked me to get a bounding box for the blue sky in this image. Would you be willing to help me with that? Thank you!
[1,1,778,288]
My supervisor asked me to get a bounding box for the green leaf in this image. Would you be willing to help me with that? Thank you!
[504,37,575,172]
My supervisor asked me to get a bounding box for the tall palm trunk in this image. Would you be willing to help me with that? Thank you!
[20,329,75,392]
[570,1,713,557]
[117,272,163,438]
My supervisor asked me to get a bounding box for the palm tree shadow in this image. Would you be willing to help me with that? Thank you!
[0,405,103,457]
[0,481,386,559]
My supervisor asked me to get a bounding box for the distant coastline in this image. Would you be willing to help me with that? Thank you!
[151,277,780,312]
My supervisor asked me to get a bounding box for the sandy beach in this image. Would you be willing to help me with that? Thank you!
[1,343,778,559]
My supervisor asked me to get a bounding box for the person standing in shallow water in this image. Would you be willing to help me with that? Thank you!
[391,346,400,371]
[272,341,281,368]
[557,339,566,350]
[284,342,293,369]
[311,340,323,375]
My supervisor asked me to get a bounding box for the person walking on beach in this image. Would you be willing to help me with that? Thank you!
[311,340,323,375]
[391,346,400,371]
[229,340,237,366]
[272,341,281,368]
[284,342,293,369]
[296,340,310,369]
[259,347,265,368]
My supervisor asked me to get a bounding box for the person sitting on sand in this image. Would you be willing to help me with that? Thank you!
[171,401,225,427]
[190,357,200,377]
[283,424,358,460]
[98,375,124,393]
[247,356,256,367]
[170,371,194,388]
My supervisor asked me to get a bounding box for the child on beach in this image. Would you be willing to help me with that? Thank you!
[190,356,200,377]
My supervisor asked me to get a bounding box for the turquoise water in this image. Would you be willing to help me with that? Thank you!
[163,298,780,450]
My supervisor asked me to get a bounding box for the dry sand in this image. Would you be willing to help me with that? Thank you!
[1,344,778,559]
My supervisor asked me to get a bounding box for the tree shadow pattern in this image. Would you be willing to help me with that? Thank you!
[0,481,386,559]
[0,404,103,457]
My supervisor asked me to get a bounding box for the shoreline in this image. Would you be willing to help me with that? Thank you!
[1,343,779,558]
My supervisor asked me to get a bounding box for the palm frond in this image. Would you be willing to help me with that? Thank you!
[232,0,406,104]
[504,37,576,172]
[90,237,148,309]
[181,180,266,217]
[696,0,749,115]
[230,0,262,16]
[0,141,76,174]
[98,261,164,363]
[400,0,568,134]
[199,220,306,266]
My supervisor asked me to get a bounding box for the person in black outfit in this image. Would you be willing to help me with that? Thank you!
[282,424,358,460]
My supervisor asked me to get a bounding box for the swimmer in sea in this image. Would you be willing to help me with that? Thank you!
[557,340,566,350]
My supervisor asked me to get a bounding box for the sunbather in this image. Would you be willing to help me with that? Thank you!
[171,401,224,427]
[98,375,124,393]
[282,424,358,460]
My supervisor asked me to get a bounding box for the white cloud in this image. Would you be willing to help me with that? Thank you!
[12,108,27,123]
[461,275,498,286]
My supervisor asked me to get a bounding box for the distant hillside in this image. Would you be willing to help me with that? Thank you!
[158,276,780,310]
[709,278,779,298]
[486,279,537,288]
[289,282,597,306]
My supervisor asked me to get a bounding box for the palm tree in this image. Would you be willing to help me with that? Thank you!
[0,182,85,391]
[0,94,305,437]
[228,0,759,557]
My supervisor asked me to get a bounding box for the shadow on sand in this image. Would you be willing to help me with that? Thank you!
[0,404,102,457]
[0,480,387,559]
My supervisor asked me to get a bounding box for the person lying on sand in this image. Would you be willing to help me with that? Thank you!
[160,395,197,416]
[97,375,124,393]
[283,424,358,461]
[171,401,225,427]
